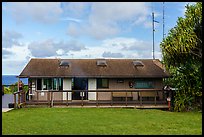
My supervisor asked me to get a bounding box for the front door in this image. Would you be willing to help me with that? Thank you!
[72,78,88,100]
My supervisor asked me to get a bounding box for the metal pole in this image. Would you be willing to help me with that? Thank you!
[163,2,165,40]
[152,12,155,59]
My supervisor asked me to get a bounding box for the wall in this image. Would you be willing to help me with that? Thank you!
[88,79,96,100]
[63,78,72,100]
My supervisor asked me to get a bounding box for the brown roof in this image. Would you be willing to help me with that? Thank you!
[19,58,170,78]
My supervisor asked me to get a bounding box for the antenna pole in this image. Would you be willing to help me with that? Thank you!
[163,2,165,40]
[152,12,155,59]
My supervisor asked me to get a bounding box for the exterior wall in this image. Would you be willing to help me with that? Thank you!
[88,79,96,100]
[98,78,136,100]
[154,78,163,100]
[31,78,62,101]
[63,78,72,100]
[138,78,164,100]
[97,78,164,101]
[29,77,164,101]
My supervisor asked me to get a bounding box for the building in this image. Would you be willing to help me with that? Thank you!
[18,58,170,107]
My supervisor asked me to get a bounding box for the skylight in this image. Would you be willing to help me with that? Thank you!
[59,60,70,67]
[97,60,107,66]
[133,60,144,67]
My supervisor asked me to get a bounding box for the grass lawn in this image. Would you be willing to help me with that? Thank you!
[2,107,202,135]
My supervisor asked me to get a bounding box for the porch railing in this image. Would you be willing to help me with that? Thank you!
[23,89,172,109]
[13,90,26,109]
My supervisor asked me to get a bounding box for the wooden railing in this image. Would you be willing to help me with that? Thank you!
[13,90,26,109]
[27,89,172,108]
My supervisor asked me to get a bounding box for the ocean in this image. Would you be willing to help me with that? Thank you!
[2,75,28,85]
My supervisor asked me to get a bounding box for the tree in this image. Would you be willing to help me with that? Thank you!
[160,2,202,111]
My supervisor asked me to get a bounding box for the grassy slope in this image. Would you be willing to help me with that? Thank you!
[2,108,202,135]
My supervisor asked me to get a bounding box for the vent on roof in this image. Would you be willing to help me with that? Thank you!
[133,60,144,67]
[97,60,107,67]
[59,60,70,67]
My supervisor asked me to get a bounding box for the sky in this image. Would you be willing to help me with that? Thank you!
[2,2,196,75]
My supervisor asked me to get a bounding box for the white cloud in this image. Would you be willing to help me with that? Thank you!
[7,2,62,24]
[2,60,29,75]
[68,37,161,60]
[67,2,152,39]
[2,30,23,48]
[2,45,31,61]
[102,52,124,58]
[28,39,86,57]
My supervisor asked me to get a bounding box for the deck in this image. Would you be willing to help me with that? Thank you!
[13,89,172,109]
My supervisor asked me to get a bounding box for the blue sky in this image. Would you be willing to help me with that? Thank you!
[2,2,196,75]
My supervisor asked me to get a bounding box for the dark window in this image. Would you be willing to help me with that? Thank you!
[58,78,63,90]
[134,80,154,89]
[37,79,42,90]
[97,78,109,88]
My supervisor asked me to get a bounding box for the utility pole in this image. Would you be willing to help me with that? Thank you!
[152,12,159,60]
[163,2,165,40]
[152,12,155,59]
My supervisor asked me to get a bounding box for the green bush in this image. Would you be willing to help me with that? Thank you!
[3,87,12,94]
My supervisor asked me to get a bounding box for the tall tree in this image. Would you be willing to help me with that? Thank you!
[160,2,202,111]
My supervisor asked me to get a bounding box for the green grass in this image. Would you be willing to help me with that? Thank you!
[2,108,202,135]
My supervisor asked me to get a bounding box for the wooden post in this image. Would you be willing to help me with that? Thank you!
[154,91,157,106]
[81,91,83,106]
[96,91,98,107]
[24,91,26,106]
[18,92,20,107]
[125,91,127,106]
[111,91,113,106]
[37,92,39,104]
[47,92,50,106]
[51,92,53,108]
[140,91,142,106]
[66,91,68,106]
[14,93,16,109]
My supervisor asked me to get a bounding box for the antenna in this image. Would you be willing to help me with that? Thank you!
[152,12,159,59]
[163,2,165,40]
[152,12,155,59]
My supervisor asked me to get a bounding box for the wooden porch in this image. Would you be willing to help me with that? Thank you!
[14,89,171,109]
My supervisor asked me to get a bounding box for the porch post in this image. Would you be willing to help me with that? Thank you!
[140,91,142,106]
[96,91,98,107]
[14,93,16,109]
[37,92,39,104]
[125,91,127,106]
[111,91,113,106]
[18,77,20,92]
[81,91,84,106]
[154,90,157,106]
[66,91,68,106]
[47,92,50,106]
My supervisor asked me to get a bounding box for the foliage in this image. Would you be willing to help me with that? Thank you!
[161,2,202,111]
[3,86,12,94]
[3,82,28,94]
[2,108,202,135]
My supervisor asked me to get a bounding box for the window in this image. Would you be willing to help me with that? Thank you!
[38,78,63,91]
[58,78,63,90]
[37,79,42,90]
[134,80,154,89]
[97,78,109,88]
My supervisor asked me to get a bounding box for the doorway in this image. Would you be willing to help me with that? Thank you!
[72,78,88,100]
